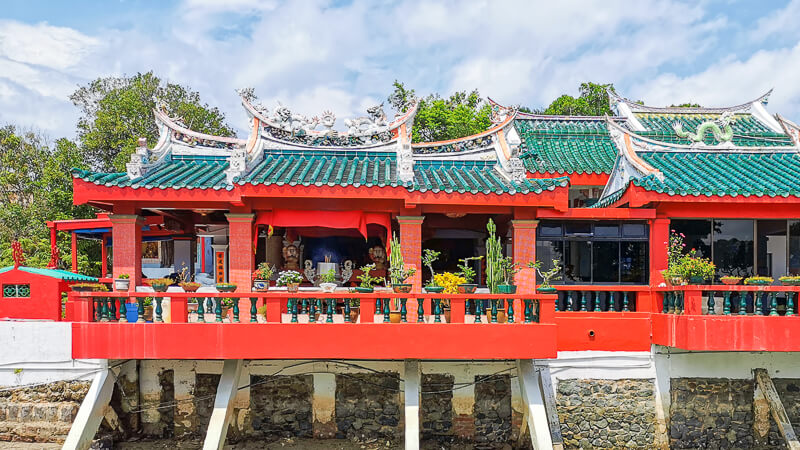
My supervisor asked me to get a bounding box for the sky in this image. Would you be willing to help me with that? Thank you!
[1,0,800,139]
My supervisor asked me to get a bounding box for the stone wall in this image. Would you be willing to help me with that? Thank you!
[335,372,401,442]
[421,373,454,444]
[556,379,656,449]
[474,374,512,446]
[669,378,799,449]
[193,373,220,438]
[250,374,313,439]
[0,380,90,443]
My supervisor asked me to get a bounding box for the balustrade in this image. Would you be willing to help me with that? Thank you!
[657,286,800,316]
[555,287,639,312]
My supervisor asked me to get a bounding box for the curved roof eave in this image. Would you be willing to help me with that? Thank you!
[608,89,774,114]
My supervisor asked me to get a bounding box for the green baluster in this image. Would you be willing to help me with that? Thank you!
[154,297,163,322]
[523,300,532,323]
[344,300,351,323]
[93,298,100,321]
[400,299,407,322]
[662,292,669,314]
[739,293,747,315]
[580,292,587,311]
[383,299,390,323]
[119,297,128,323]
[474,299,482,323]
[507,299,514,323]
[723,292,731,315]
[215,298,222,322]
[309,299,316,323]
[707,291,715,315]
[101,297,110,321]
[787,292,795,317]
[417,298,424,322]
[491,299,498,323]
[375,298,381,312]
[434,299,442,323]
[623,292,630,312]
[250,297,258,323]
[565,292,573,311]
[197,297,205,322]
[608,292,615,312]
[291,299,298,323]
[233,297,240,322]
[326,299,334,323]
[465,299,471,314]
[675,292,682,313]
[769,292,778,316]
[137,297,145,323]
[533,300,540,323]
[206,298,213,317]
[755,293,763,316]
[109,297,116,321]
[593,291,601,312]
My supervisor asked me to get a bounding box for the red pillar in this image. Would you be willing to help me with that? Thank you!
[70,232,78,273]
[397,216,424,293]
[109,214,143,290]
[48,226,58,269]
[650,217,670,285]
[511,219,539,294]
[226,213,254,291]
[101,233,108,279]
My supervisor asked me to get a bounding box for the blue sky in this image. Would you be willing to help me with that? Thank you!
[1,0,800,138]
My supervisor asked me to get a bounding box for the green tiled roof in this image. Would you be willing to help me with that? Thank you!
[73,150,569,196]
[635,113,793,147]
[515,118,617,175]
[0,266,98,282]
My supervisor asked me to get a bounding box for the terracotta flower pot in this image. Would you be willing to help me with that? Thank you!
[389,310,402,323]
[457,284,477,294]
[392,284,412,294]
[286,283,300,293]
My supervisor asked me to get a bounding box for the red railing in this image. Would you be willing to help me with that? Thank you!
[653,285,800,316]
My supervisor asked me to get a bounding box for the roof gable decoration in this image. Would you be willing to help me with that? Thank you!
[601,119,664,199]
[672,111,735,148]
[776,114,800,146]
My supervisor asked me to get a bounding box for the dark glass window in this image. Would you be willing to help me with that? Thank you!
[791,221,800,276]
[713,220,754,278]
[536,240,564,269]
[672,219,712,258]
[539,222,563,237]
[621,242,648,283]
[756,220,787,279]
[565,241,592,282]
[565,222,592,236]
[595,223,619,237]
[593,242,619,282]
[622,223,646,237]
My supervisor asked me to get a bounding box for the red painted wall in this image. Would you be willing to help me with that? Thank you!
[0,268,63,321]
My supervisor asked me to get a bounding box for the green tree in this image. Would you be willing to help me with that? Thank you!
[388,82,493,143]
[542,82,615,116]
[71,72,235,171]
[670,103,702,108]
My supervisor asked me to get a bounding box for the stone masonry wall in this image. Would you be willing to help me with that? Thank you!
[421,373,454,444]
[335,373,401,442]
[669,378,800,449]
[474,374,512,446]
[556,379,656,449]
[0,380,91,444]
[250,374,313,439]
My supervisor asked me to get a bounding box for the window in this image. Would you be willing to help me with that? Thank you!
[2,284,30,298]
[536,221,649,284]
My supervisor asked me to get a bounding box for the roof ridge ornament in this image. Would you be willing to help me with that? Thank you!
[610,89,774,114]
[11,241,24,269]
[672,111,735,148]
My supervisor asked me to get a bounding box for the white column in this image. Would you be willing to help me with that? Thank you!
[313,373,337,438]
[516,359,554,450]
[403,359,421,450]
[62,362,114,450]
[203,359,243,450]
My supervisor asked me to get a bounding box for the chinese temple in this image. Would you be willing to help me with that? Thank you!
[4,88,800,449]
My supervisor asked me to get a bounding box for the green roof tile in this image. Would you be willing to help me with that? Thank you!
[0,266,98,282]
[635,113,793,147]
[515,118,618,174]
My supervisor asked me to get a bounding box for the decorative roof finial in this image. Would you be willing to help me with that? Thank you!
[11,241,24,269]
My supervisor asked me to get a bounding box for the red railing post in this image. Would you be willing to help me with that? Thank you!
[360,294,375,322]
[171,294,188,323]
[450,296,465,323]
[70,293,93,322]
[538,294,557,323]
[266,295,282,323]
[684,289,703,315]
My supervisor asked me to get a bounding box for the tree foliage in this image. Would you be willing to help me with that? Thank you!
[71,71,235,171]
[388,81,493,143]
[670,102,702,108]
[541,82,615,116]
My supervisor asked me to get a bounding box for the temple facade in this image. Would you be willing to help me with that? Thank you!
[4,88,800,449]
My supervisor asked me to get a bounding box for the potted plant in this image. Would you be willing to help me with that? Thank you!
[349,298,360,323]
[675,255,715,285]
[530,259,562,294]
[215,282,237,293]
[779,275,800,286]
[485,219,504,294]
[146,277,173,293]
[498,256,520,294]
[319,268,338,293]
[720,276,742,285]
[277,270,303,293]
[422,249,444,293]
[389,233,416,293]
[252,262,275,292]
[355,264,381,293]
[71,282,108,292]
[434,272,467,294]
[187,298,199,314]
[114,274,130,291]
[456,256,482,294]
[141,297,154,322]
[745,276,774,286]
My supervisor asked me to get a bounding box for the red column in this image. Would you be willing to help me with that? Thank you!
[47,226,58,269]
[71,232,78,273]
[397,216,424,293]
[650,217,670,285]
[109,214,143,290]
[101,233,108,279]
[226,213,255,291]
[511,220,539,294]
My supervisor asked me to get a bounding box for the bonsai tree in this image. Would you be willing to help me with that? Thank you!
[422,249,441,287]
[456,256,482,285]
[389,233,416,285]
[320,268,337,284]
[356,264,382,289]
[529,259,562,289]
[499,256,521,286]
[118,273,130,279]
[253,262,275,281]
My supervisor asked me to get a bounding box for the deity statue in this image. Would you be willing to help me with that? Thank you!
[282,243,301,271]
[369,245,387,270]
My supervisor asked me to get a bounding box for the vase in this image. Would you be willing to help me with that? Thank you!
[143,306,153,322]
[181,284,200,293]
[457,284,477,294]
[187,303,198,313]
[286,283,300,293]
[216,284,237,293]
[320,282,337,293]
[350,309,360,323]
[720,278,741,286]
[114,279,130,291]
[392,284,412,294]
[497,284,517,294]
[688,276,706,285]
[536,286,557,294]
[425,286,445,294]
[354,287,374,293]
[252,280,270,292]
[389,310,402,323]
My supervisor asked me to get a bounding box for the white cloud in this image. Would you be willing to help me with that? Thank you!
[752,0,800,41]
[0,20,100,71]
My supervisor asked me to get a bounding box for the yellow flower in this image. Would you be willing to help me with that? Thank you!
[434,272,467,294]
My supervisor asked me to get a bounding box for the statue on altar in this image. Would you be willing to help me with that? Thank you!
[282,243,301,271]
[369,245,387,270]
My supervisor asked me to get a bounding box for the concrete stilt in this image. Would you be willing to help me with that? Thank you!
[754,368,800,450]
[203,359,244,450]
[516,359,554,450]
[404,359,421,450]
[62,364,115,450]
